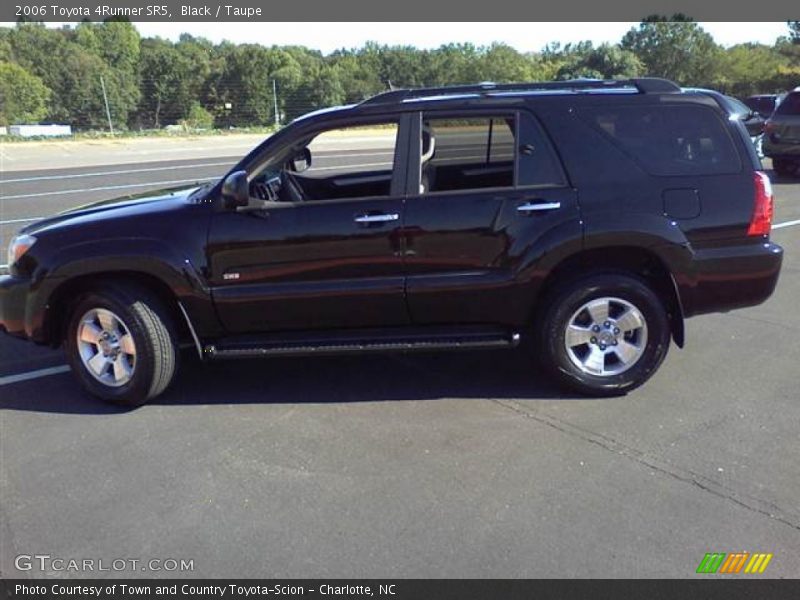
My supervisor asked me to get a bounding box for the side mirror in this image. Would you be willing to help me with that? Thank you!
[291,147,312,172]
[221,170,249,209]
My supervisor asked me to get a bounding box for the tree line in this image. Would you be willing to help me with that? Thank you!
[1,18,799,131]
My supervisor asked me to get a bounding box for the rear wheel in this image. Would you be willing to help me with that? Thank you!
[65,284,178,406]
[535,273,670,396]
[772,159,797,177]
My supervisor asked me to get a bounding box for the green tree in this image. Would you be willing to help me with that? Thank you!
[8,23,121,128]
[213,43,275,126]
[789,21,800,44]
[137,38,193,127]
[621,16,721,85]
[74,20,141,127]
[476,43,535,82]
[0,61,51,125]
[712,44,789,95]
[0,28,11,62]
[552,42,642,80]
[175,34,215,110]
[182,101,214,129]
[329,46,386,102]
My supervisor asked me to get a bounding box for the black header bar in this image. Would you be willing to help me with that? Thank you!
[1,1,798,22]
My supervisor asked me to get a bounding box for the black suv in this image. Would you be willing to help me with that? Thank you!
[0,78,783,406]
[763,88,800,176]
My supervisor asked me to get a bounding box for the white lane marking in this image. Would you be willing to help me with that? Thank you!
[0,159,401,200]
[310,162,392,172]
[773,219,800,229]
[0,216,43,225]
[0,150,397,184]
[0,365,70,386]
[1,161,233,183]
[0,178,210,200]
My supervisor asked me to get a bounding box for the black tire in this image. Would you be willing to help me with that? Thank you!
[535,273,670,396]
[772,159,797,177]
[65,283,179,406]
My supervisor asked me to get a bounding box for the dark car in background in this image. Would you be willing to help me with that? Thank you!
[764,88,800,176]
[684,88,767,158]
[744,94,783,119]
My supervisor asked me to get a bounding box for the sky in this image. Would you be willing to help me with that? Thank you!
[12,22,791,53]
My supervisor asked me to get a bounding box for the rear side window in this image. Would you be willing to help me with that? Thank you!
[517,111,566,187]
[422,116,516,192]
[419,113,566,193]
[775,92,800,116]
[581,105,741,176]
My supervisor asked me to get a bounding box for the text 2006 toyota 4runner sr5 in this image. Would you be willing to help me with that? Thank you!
[0,78,783,406]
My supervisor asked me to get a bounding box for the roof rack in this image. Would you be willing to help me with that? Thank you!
[360,77,681,106]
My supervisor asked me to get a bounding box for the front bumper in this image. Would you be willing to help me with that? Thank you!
[678,241,784,318]
[0,274,31,340]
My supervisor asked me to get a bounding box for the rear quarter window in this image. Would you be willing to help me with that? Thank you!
[580,104,742,176]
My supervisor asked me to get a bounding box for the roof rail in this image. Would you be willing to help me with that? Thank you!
[360,77,681,106]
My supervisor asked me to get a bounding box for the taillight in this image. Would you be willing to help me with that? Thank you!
[764,120,777,135]
[748,171,774,237]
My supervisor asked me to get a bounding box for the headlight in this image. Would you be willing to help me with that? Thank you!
[7,234,37,267]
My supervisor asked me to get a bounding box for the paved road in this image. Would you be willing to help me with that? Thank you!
[0,150,798,578]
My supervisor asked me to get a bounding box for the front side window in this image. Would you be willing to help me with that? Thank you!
[249,121,399,203]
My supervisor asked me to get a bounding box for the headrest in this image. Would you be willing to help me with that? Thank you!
[421,126,435,164]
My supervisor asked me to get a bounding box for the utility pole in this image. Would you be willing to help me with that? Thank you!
[100,76,114,134]
[272,79,280,128]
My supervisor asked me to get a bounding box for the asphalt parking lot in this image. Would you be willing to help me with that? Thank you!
[0,144,798,578]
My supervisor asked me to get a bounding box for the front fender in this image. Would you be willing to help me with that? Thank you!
[26,238,220,343]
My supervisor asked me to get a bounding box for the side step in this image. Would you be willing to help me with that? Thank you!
[204,326,521,360]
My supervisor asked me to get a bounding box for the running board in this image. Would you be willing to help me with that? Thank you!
[204,327,521,360]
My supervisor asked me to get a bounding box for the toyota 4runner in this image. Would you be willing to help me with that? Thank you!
[0,78,783,405]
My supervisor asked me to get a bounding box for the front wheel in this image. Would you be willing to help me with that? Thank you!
[65,284,179,406]
[535,273,671,396]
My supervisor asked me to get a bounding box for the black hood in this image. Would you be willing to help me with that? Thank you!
[20,185,202,237]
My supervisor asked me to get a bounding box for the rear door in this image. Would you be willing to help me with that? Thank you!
[402,109,580,325]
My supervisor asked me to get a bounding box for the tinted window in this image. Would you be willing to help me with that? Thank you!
[582,105,741,176]
[746,96,776,116]
[422,116,515,192]
[306,123,398,178]
[725,96,752,119]
[775,92,800,116]
[249,122,399,202]
[517,111,566,187]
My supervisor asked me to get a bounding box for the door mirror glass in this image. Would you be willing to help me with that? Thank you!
[290,147,312,172]
[221,170,249,209]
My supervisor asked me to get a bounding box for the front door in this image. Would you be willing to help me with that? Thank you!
[207,118,411,333]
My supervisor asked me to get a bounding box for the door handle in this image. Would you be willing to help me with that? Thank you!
[354,213,399,224]
[517,201,561,213]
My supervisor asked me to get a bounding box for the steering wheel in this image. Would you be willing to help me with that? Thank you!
[281,170,306,203]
